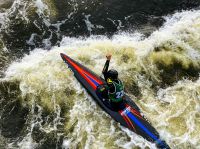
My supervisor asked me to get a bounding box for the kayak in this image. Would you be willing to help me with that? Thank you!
[60,53,170,149]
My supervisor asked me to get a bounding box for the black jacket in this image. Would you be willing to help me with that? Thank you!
[102,60,115,93]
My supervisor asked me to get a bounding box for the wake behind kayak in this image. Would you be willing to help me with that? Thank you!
[60,53,170,149]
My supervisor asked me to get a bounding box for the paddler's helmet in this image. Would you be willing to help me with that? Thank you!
[107,69,118,80]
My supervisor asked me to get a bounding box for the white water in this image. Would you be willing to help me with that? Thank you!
[2,9,200,149]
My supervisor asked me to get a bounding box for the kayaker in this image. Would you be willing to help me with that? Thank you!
[97,54,125,110]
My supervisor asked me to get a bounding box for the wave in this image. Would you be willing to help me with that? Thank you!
[0,9,200,148]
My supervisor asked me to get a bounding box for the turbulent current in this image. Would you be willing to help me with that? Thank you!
[0,0,200,149]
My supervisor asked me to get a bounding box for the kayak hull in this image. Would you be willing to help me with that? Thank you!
[60,53,170,149]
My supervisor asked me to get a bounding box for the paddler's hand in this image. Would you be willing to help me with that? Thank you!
[106,54,112,60]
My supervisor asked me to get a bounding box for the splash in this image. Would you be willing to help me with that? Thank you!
[1,9,200,148]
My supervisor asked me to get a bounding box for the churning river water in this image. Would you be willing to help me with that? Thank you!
[0,0,200,149]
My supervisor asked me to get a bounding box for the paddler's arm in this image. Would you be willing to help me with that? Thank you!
[102,54,111,80]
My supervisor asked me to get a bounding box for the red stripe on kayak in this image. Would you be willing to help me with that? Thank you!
[119,110,136,132]
[119,110,131,129]
[83,69,103,85]
[124,114,136,132]
[125,104,144,120]
[63,55,103,89]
